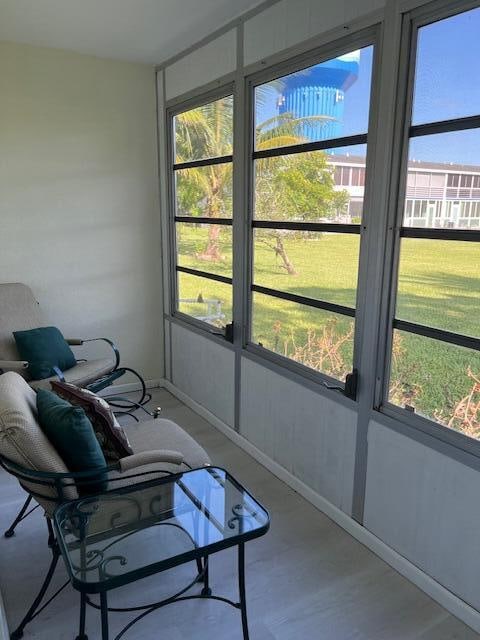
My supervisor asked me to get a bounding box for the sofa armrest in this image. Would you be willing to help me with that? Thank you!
[0,360,29,371]
[118,450,184,473]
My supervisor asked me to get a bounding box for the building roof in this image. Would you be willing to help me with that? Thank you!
[328,153,480,173]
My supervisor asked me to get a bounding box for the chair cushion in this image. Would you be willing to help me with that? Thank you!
[36,389,107,494]
[0,372,77,505]
[82,419,211,536]
[50,381,133,461]
[29,358,115,390]
[108,418,211,490]
[13,326,76,380]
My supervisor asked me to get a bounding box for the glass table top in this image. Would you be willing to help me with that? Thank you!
[54,467,269,592]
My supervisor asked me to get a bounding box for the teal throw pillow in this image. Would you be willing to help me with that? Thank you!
[13,326,76,380]
[36,389,107,495]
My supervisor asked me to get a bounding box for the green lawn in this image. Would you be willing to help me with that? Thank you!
[177,226,480,431]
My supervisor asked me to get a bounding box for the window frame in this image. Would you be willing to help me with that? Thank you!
[378,0,480,453]
[167,85,235,339]
[244,28,380,397]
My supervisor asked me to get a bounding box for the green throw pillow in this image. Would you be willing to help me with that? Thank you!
[13,326,77,380]
[36,389,107,495]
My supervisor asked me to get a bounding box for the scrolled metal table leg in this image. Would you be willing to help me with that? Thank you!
[75,592,88,640]
[200,556,211,597]
[100,592,109,640]
[75,526,88,639]
[46,517,56,548]
[238,543,250,640]
[196,557,204,583]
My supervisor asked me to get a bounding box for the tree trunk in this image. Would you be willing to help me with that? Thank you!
[275,236,297,275]
[197,224,223,261]
[197,175,225,262]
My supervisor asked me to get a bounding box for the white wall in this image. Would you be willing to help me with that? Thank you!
[165,29,236,100]
[171,323,235,426]
[364,420,480,611]
[241,358,357,513]
[0,42,163,380]
[243,0,385,67]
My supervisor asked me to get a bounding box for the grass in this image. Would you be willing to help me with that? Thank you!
[177,225,480,429]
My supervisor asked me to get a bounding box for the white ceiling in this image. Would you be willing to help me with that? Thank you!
[0,0,265,65]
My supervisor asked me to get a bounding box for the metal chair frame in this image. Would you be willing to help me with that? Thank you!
[67,337,152,411]
[0,450,188,640]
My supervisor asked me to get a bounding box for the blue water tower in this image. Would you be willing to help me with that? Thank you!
[278,51,360,141]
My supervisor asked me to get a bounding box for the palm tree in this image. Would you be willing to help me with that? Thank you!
[174,93,339,267]
[174,97,233,261]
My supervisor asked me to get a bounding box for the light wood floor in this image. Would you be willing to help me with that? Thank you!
[0,388,478,639]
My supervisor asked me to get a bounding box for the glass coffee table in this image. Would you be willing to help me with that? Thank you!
[54,466,270,640]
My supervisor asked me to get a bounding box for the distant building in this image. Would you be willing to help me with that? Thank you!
[328,154,480,228]
[276,49,480,229]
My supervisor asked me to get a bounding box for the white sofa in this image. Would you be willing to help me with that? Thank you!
[0,371,211,516]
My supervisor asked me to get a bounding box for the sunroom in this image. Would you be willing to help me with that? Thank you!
[0,1,479,639]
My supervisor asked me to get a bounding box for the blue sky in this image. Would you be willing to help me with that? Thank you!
[256,7,480,166]
[411,7,480,165]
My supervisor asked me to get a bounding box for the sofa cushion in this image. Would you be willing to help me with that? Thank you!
[13,326,76,380]
[0,372,77,507]
[36,389,107,494]
[107,418,210,490]
[50,381,133,461]
[128,418,210,468]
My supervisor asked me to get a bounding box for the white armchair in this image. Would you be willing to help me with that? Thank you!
[0,282,148,403]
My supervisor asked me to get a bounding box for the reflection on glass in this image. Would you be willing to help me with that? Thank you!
[254,146,367,223]
[254,46,373,150]
[177,272,232,327]
[252,292,354,380]
[412,7,480,125]
[396,239,480,337]
[174,95,233,162]
[176,223,232,277]
[175,163,232,218]
[253,230,359,307]
[389,330,480,438]
[55,467,269,586]
[404,131,480,229]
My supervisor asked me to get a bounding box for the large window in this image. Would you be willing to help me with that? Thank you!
[386,7,480,439]
[171,94,233,332]
[248,45,374,391]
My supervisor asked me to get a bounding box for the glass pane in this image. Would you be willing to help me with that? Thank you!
[389,330,480,438]
[253,230,359,307]
[176,223,232,277]
[254,46,373,150]
[251,292,354,381]
[174,95,233,163]
[396,239,480,338]
[412,8,480,125]
[177,272,231,327]
[175,163,232,218]
[404,130,480,229]
[55,467,269,587]
[254,145,367,223]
